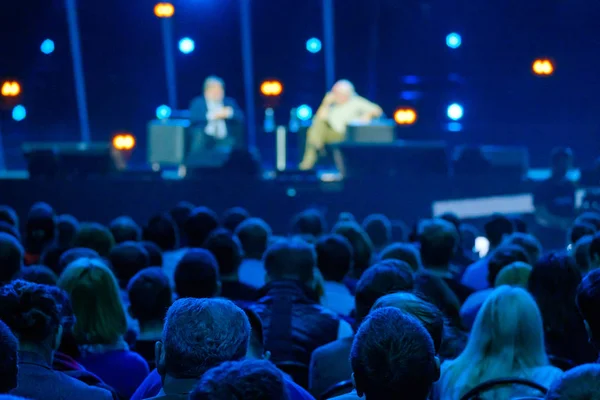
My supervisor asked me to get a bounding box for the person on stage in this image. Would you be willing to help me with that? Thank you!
[189,76,245,152]
[299,80,383,170]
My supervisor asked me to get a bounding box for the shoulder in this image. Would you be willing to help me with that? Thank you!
[56,371,113,400]
[312,337,353,358]
[328,392,362,400]
[528,365,563,384]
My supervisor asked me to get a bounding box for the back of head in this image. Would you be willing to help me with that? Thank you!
[380,242,422,272]
[355,263,414,322]
[25,202,56,254]
[17,265,58,286]
[190,359,289,400]
[546,363,600,400]
[109,216,141,244]
[0,222,19,242]
[576,268,600,344]
[235,218,271,260]
[143,214,179,251]
[484,214,514,248]
[291,208,326,238]
[0,205,18,228]
[373,292,444,354]
[504,232,543,265]
[203,229,243,277]
[315,234,353,282]
[127,267,172,323]
[510,216,528,233]
[174,249,220,299]
[169,202,194,239]
[487,244,529,286]
[221,207,250,232]
[573,235,593,272]
[362,214,392,250]
[0,319,18,393]
[0,233,23,285]
[58,258,127,344]
[140,241,163,267]
[550,146,573,177]
[418,219,458,268]
[576,211,600,231]
[569,221,596,246]
[591,232,600,265]
[109,241,150,288]
[185,207,219,248]
[413,273,461,326]
[351,307,437,400]
[56,214,79,248]
[459,224,479,253]
[57,247,101,275]
[493,261,532,288]
[159,298,250,379]
[333,221,374,277]
[528,251,582,334]
[263,238,315,284]
[73,222,115,258]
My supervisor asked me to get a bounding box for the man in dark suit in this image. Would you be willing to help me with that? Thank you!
[188,76,245,153]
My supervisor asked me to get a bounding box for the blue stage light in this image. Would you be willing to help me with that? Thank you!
[447,122,462,132]
[41,39,55,55]
[446,33,461,49]
[12,105,26,122]
[447,103,464,121]
[178,38,195,54]
[306,38,322,53]
[296,105,313,121]
[156,105,172,120]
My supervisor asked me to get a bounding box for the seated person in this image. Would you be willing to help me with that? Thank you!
[315,234,355,316]
[0,320,18,394]
[299,80,383,170]
[190,360,289,400]
[109,216,142,244]
[174,249,221,299]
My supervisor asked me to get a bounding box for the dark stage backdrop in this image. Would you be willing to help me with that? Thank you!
[1,0,599,168]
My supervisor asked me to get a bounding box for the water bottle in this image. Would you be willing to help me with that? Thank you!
[264,108,275,133]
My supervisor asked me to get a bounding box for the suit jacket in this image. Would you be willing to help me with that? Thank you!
[10,351,112,400]
[309,336,354,397]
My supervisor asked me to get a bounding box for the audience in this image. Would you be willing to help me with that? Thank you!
[185,207,220,248]
[291,209,327,239]
[221,206,250,233]
[0,320,17,394]
[73,223,115,258]
[315,234,354,315]
[379,242,422,272]
[440,212,478,269]
[493,261,532,287]
[545,363,600,400]
[24,202,56,266]
[58,258,149,398]
[109,216,142,244]
[576,268,600,360]
[0,206,18,229]
[0,233,23,285]
[0,280,112,400]
[40,214,80,272]
[169,202,194,246]
[141,240,164,267]
[16,265,58,285]
[362,213,391,252]
[109,241,150,291]
[568,221,596,246]
[235,218,271,288]
[590,231,600,269]
[174,249,221,299]
[333,221,374,294]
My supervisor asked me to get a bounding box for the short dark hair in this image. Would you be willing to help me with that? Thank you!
[333,221,374,277]
[0,205,18,228]
[109,242,150,288]
[263,238,315,283]
[190,359,289,400]
[573,235,593,272]
[591,232,600,263]
[17,265,58,286]
[0,233,23,284]
[351,307,437,400]
[315,234,353,282]
[127,267,172,323]
[487,244,529,286]
[221,207,250,233]
[576,211,600,231]
[185,207,219,248]
[203,229,243,276]
[510,216,528,233]
[0,222,19,242]
[418,219,457,267]
[25,202,56,255]
[109,216,141,244]
[56,214,79,248]
[362,214,392,250]
[0,320,18,393]
[577,268,600,343]
[143,214,179,251]
[73,222,115,258]
[503,232,542,265]
[380,242,422,272]
[57,247,101,275]
[235,218,272,260]
[484,214,514,247]
[291,209,327,238]
[546,364,600,400]
[354,263,414,322]
[569,222,596,245]
[140,241,164,267]
[174,249,220,298]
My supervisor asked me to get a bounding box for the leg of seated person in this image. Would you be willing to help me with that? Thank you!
[300,120,343,170]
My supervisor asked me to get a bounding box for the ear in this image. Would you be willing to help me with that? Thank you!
[433,356,441,382]
[352,373,364,397]
[155,341,166,379]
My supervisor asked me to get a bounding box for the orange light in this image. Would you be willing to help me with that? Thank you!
[112,133,136,151]
[394,108,417,125]
[260,80,283,96]
[532,58,554,76]
[1,81,21,97]
[154,2,175,18]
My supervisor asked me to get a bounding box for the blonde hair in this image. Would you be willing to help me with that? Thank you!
[58,258,127,345]
[494,261,532,288]
[439,286,549,400]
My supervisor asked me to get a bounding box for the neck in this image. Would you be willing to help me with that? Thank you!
[139,321,164,339]
[20,342,55,365]
[220,273,239,282]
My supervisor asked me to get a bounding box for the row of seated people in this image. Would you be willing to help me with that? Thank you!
[0,203,600,399]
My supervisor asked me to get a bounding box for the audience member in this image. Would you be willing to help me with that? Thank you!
[459,224,479,257]
[528,251,596,365]
[16,265,58,285]
[0,320,18,394]
[190,360,290,400]
[40,214,80,272]
[144,214,179,252]
[379,242,422,272]
[235,218,272,288]
[221,206,250,233]
[169,202,194,246]
[174,249,220,299]
[510,215,528,233]
[576,268,600,359]
[0,280,112,400]
[504,232,543,265]
[128,268,173,368]
[315,234,354,315]
[309,262,414,396]
[0,222,19,241]
[203,228,258,301]
[108,241,150,290]
[569,221,596,246]
[545,363,600,400]
[109,216,142,244]
[0,206,18,229]
[590,232,600,269]
[0,233,23,285]
[24,202,56,266]
[576,211,600,231]
[436,286,562,400]
[440,212,478,269]
[73,222,115,258]
[291,209,327,239]
[573,234,593,273]
[56,247,101,276]
[332,221,374,294]
[333,308,439,400]
[141,241,164,267]
[362,213,391,252]
[58,258,149,398]
[185,207,219,248]
[493,261,532,287]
